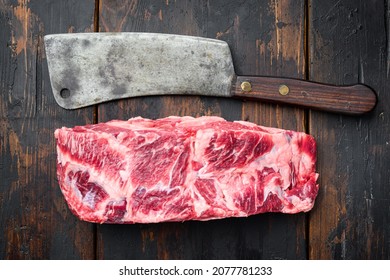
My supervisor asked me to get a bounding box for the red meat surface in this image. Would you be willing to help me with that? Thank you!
[55,116,319,224]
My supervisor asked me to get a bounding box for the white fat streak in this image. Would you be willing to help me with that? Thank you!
[191,129,217,215]
[58,128,135,219]
[192,128,215,165]
[249,135,291,199]
[190,129,248,216]
[261,133,317,211]
[284,195,314,213]
[184,132,210,217]
[261,176,284,202]
[177,116,224,128]
[94,131,131,197]
[234,120,289,134]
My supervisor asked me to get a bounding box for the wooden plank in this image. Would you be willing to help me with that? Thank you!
[0,0,95,259]
[97,0,241,260]
[240,0,307,260]
[97,0,307,259]
[308,0,390,259]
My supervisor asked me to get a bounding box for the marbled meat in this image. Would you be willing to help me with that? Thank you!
[54,116,319,224]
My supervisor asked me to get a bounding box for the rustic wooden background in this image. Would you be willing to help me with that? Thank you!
[0,0,389,259]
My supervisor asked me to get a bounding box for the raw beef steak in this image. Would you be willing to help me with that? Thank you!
[55,116,319,224]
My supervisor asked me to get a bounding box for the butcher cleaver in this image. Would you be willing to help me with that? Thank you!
[44,32,376,114]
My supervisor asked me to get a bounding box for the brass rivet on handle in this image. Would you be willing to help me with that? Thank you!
[279,84,289,95]
[241,81,252,92]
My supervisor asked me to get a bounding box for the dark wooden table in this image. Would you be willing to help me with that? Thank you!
[1,0,389,260]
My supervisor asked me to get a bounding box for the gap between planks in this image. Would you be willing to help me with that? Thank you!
[93,0,100,260]
[304,0,311,260]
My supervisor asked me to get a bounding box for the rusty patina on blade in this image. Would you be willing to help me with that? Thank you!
[44,33,235,109]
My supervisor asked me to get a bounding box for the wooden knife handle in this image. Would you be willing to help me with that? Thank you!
[232,76,377,115]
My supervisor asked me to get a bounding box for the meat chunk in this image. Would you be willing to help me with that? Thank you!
[54,116,319,224]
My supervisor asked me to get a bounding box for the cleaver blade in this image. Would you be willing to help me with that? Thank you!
[44,32,376,115]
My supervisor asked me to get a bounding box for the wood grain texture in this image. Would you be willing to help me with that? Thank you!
[96,0,307,260]
[0,0,96,259]
[233,76,376,115]
[308,0,390,259]
[238,0,308,260]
